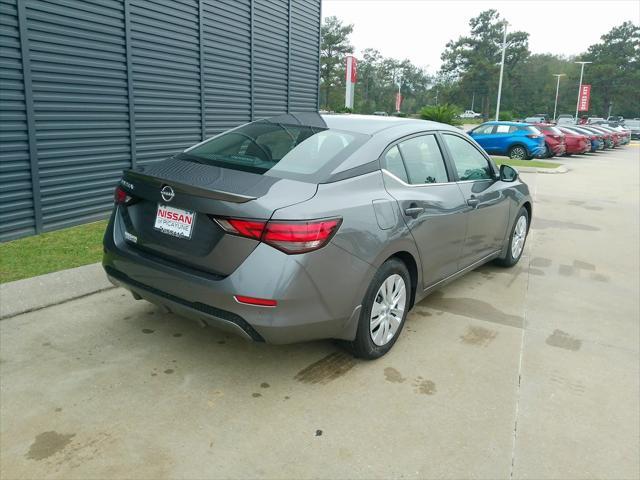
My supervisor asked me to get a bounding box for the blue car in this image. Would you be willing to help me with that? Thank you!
[468,122,546,160]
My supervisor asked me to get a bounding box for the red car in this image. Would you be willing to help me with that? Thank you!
[533,123,566,158]
[557,127,590,155]
[589,125,622,147]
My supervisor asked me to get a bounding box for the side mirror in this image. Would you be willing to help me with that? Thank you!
[500,164,518,182]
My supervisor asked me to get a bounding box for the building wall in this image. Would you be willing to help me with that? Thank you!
[0,0,320,241]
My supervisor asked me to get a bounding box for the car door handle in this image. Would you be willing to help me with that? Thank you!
[404,206,424,217]
[467,197,480,208]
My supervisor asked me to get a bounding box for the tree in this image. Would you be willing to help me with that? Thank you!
[439,10,530,116]
[582,21,640,117]
[320,16,354,109]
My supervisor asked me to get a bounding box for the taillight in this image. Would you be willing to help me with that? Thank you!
[114,186,131,205]
[214,217,342,254]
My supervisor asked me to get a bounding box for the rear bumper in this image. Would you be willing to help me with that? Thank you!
[102,210,373,344]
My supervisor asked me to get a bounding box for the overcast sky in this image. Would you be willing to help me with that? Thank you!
[322,0,638,73]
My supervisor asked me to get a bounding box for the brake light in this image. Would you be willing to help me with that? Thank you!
[214,217,342,254]
[114,186,131,205]
[234,295,277,307]
[215,218,265,240]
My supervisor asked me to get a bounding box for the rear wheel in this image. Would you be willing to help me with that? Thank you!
[509,145,528,160]
[495,207,529,268]
[348,258,411,359]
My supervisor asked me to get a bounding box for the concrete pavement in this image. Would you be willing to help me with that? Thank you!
[0,145,638,479]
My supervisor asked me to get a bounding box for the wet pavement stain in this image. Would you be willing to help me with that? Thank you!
[260,382,270,388]
[573,260,596,271]
[141,329,154,334]
[532,218,600,232]
[294,351,357,385]
[26,431,76,461]
[531,257,552,268]
[546,329,582,351]
[384,367,406,383]
[413,377,437,395]
[163,369,174,374]
[252,393,262,398]
[42,342,51,347]
[172,333,182,338]
[529,268,546,276]
[459,326,497,347]
[54,407,62,413]
[421,291,523,328]
[590,272,610,283]
[217,340,226,345]
[315,429,323,436]
[558,265,575,276]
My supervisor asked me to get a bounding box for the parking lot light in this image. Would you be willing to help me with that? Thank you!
[552,74,566,122]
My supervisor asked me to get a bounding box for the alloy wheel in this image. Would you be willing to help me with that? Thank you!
[511,215,527,259]
[510,146,526,160]
[370,274,406,346]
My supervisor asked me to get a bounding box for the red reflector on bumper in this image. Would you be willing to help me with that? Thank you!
[234,295,277,307]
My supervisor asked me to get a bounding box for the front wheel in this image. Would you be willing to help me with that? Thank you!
[348,258,411,359]
[509,145,528,160]
[495,207,529,267]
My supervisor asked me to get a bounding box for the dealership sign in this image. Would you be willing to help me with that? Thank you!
[578,84,591,112]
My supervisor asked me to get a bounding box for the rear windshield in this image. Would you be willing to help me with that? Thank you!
[527,126,542,134]
[546,127,563,135]
[180,120,369,182]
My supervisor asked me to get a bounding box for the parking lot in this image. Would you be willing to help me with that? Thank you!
[1,145,638,479]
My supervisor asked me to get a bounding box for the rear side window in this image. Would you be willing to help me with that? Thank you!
[182,120,369,182]
[442,134,493,181]
[382,145,409,183]
[397,135,449,185]
[495,125,516,133]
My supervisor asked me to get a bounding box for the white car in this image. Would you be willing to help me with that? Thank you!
[459,110,482,119]
[587,117,605,123]
[556,115,575,125]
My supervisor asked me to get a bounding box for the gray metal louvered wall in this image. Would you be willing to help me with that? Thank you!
[0,0,320,242]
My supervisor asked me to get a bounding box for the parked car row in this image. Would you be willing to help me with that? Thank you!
[468,120,632,160]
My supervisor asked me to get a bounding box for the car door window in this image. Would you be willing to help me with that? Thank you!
[382,145,409,183]
[495,124,511,133]
[442,134,493,181]
[397,135,449,185]
[473,124,494,135]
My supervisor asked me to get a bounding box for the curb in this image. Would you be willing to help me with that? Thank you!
[0,262,115,319]
[517,165,569,174]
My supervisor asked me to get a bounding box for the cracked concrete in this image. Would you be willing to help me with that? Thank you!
[1,145,638,479]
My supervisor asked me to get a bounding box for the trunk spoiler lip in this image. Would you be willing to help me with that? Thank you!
[124,169,257,204]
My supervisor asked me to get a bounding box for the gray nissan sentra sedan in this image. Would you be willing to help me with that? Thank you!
[103,113,531,359]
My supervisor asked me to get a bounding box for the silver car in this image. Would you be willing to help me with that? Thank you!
[103,113,532,359]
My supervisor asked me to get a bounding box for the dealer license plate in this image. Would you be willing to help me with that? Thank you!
[154,204,195,239]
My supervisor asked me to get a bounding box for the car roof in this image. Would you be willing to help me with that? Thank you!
[483,121,528,126]
[321,114,458,135]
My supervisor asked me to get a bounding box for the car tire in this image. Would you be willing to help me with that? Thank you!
[508,145,528,160]
[544,144,553,158]
[495,207,529,268]
[348,258,411,359]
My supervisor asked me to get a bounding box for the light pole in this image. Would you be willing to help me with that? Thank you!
[552,73,565,121]
[574,61,592,122]
[495,21,508,121]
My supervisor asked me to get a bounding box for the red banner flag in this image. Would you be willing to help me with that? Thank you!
[578,84,591,112]
[395,92,402,112]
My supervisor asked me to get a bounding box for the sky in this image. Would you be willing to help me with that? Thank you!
[322,0,639,73]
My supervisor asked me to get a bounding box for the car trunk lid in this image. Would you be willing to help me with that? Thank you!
[117,156,317,277]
